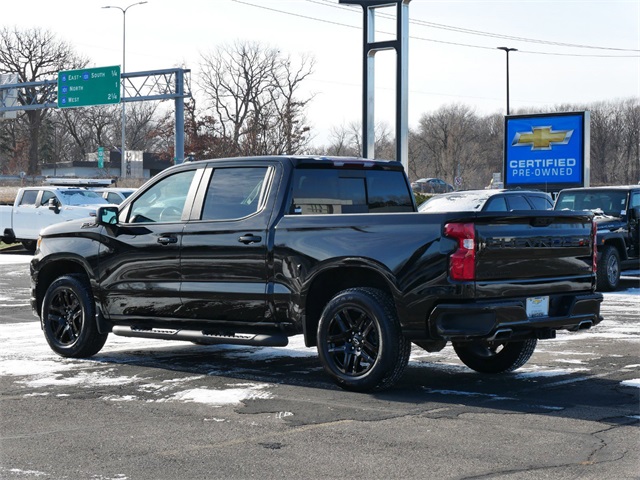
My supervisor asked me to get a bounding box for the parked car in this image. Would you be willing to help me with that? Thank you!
[411,178,454,194]
[554,185,640,291]
[418,189,553,213]
[31,155,602,392]
[91,187,136,204]
[0,187,111,251]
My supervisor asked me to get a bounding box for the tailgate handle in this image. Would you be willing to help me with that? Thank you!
[238,234,262,245]
[157,236,178,245]
[531,217,554,227]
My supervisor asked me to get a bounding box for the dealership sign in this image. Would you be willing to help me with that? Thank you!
[504,112,590,190]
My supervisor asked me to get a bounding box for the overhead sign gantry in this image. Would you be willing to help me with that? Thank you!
[0,67,191,166]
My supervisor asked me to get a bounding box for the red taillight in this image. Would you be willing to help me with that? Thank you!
[445,222,476,281]
[591,219,598,273]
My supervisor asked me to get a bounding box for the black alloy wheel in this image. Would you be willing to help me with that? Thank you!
[452,338,537,374]
[42,275,108,358]
[317,288,410,392]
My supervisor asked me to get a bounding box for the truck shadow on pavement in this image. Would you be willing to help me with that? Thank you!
[90,342,639,428]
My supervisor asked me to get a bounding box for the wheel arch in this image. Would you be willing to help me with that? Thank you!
[301,262,398,347]
[598,236,627,261]
[34,256,93,317]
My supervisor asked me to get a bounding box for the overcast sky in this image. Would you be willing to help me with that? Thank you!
[4,0,639,147]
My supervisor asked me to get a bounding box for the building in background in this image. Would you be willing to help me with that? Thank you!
[40,150,172,179]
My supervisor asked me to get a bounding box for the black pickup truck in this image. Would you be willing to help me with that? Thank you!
[555,185,640,291]
[31,156,603,391]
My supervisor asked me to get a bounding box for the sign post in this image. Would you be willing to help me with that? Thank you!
[57,66,121,108]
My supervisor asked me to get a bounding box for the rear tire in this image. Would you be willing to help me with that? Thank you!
[317,288,410,392]
[452,338,537,374]
[41,274,108,358]
[596,245,620,291]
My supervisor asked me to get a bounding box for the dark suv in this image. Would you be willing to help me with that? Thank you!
[555,185,640,291]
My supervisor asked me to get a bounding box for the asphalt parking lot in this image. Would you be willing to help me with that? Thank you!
[1,250,638,480]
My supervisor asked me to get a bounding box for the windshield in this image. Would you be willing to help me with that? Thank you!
[58,189,109,206]
[419,191,492,212]
[555,190,628,217]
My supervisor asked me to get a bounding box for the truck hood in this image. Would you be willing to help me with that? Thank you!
[593,215,624,232]
[59,204,105,213]
[40,216,100,237]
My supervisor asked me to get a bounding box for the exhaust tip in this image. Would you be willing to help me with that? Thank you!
[488,329,513,342]
[578,320,593,330]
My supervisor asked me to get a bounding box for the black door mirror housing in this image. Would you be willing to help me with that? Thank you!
[47,197,60,213]
[96,206,119,226]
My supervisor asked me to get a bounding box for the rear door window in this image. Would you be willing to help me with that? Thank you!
[18,190,38,206]
[484,197,508,212]
[506,195,533,210]
[529,195,553,210]
[201,167,269,220]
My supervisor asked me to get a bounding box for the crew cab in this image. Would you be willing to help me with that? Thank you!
[31,156,603,392]
[555,185,640,290]
[1,186,111,251]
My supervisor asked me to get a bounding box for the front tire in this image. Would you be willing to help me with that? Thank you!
[596,245,620,291]
[452,338,537,374]
[317,288,411,392]
[41,275,108,358]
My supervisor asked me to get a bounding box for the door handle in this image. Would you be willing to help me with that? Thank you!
[157,236,178,245]
[238,234,262,245]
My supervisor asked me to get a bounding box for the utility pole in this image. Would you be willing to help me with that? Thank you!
[102,1,148,178]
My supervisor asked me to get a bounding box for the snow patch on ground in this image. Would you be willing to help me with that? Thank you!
[0,254,32,265]
[3,468,49,477]
[163,383,273,406]
[0,321,276,406]
[621,378,640,388]
[515,368,590,379]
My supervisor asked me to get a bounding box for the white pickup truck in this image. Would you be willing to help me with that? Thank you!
[1,186,112,251]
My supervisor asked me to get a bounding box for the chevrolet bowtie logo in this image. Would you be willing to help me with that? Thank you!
[512,126,573,150]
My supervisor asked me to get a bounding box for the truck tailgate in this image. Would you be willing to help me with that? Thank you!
[473,211,594,282]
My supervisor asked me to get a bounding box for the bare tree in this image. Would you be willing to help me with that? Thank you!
[411,104,489,188]
[319,121,394,159]
[0,27,87,174]
[542,99,640,186]
[48,106,118,162]
[321,123,357,156]
[198,41,315,157]
[267,54,315,154]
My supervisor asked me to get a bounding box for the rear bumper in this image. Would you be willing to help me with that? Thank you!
[427,292,603,340]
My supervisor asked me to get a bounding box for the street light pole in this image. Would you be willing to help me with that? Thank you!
[497,47,517,115]
[102,1,147,179]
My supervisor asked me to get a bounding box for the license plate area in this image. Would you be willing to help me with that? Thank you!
[526,296,549,318]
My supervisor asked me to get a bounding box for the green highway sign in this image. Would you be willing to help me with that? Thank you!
[58,66,121,108]
[97,146,105,168]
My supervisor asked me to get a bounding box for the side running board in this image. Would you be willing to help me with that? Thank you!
[111,326,289,347]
